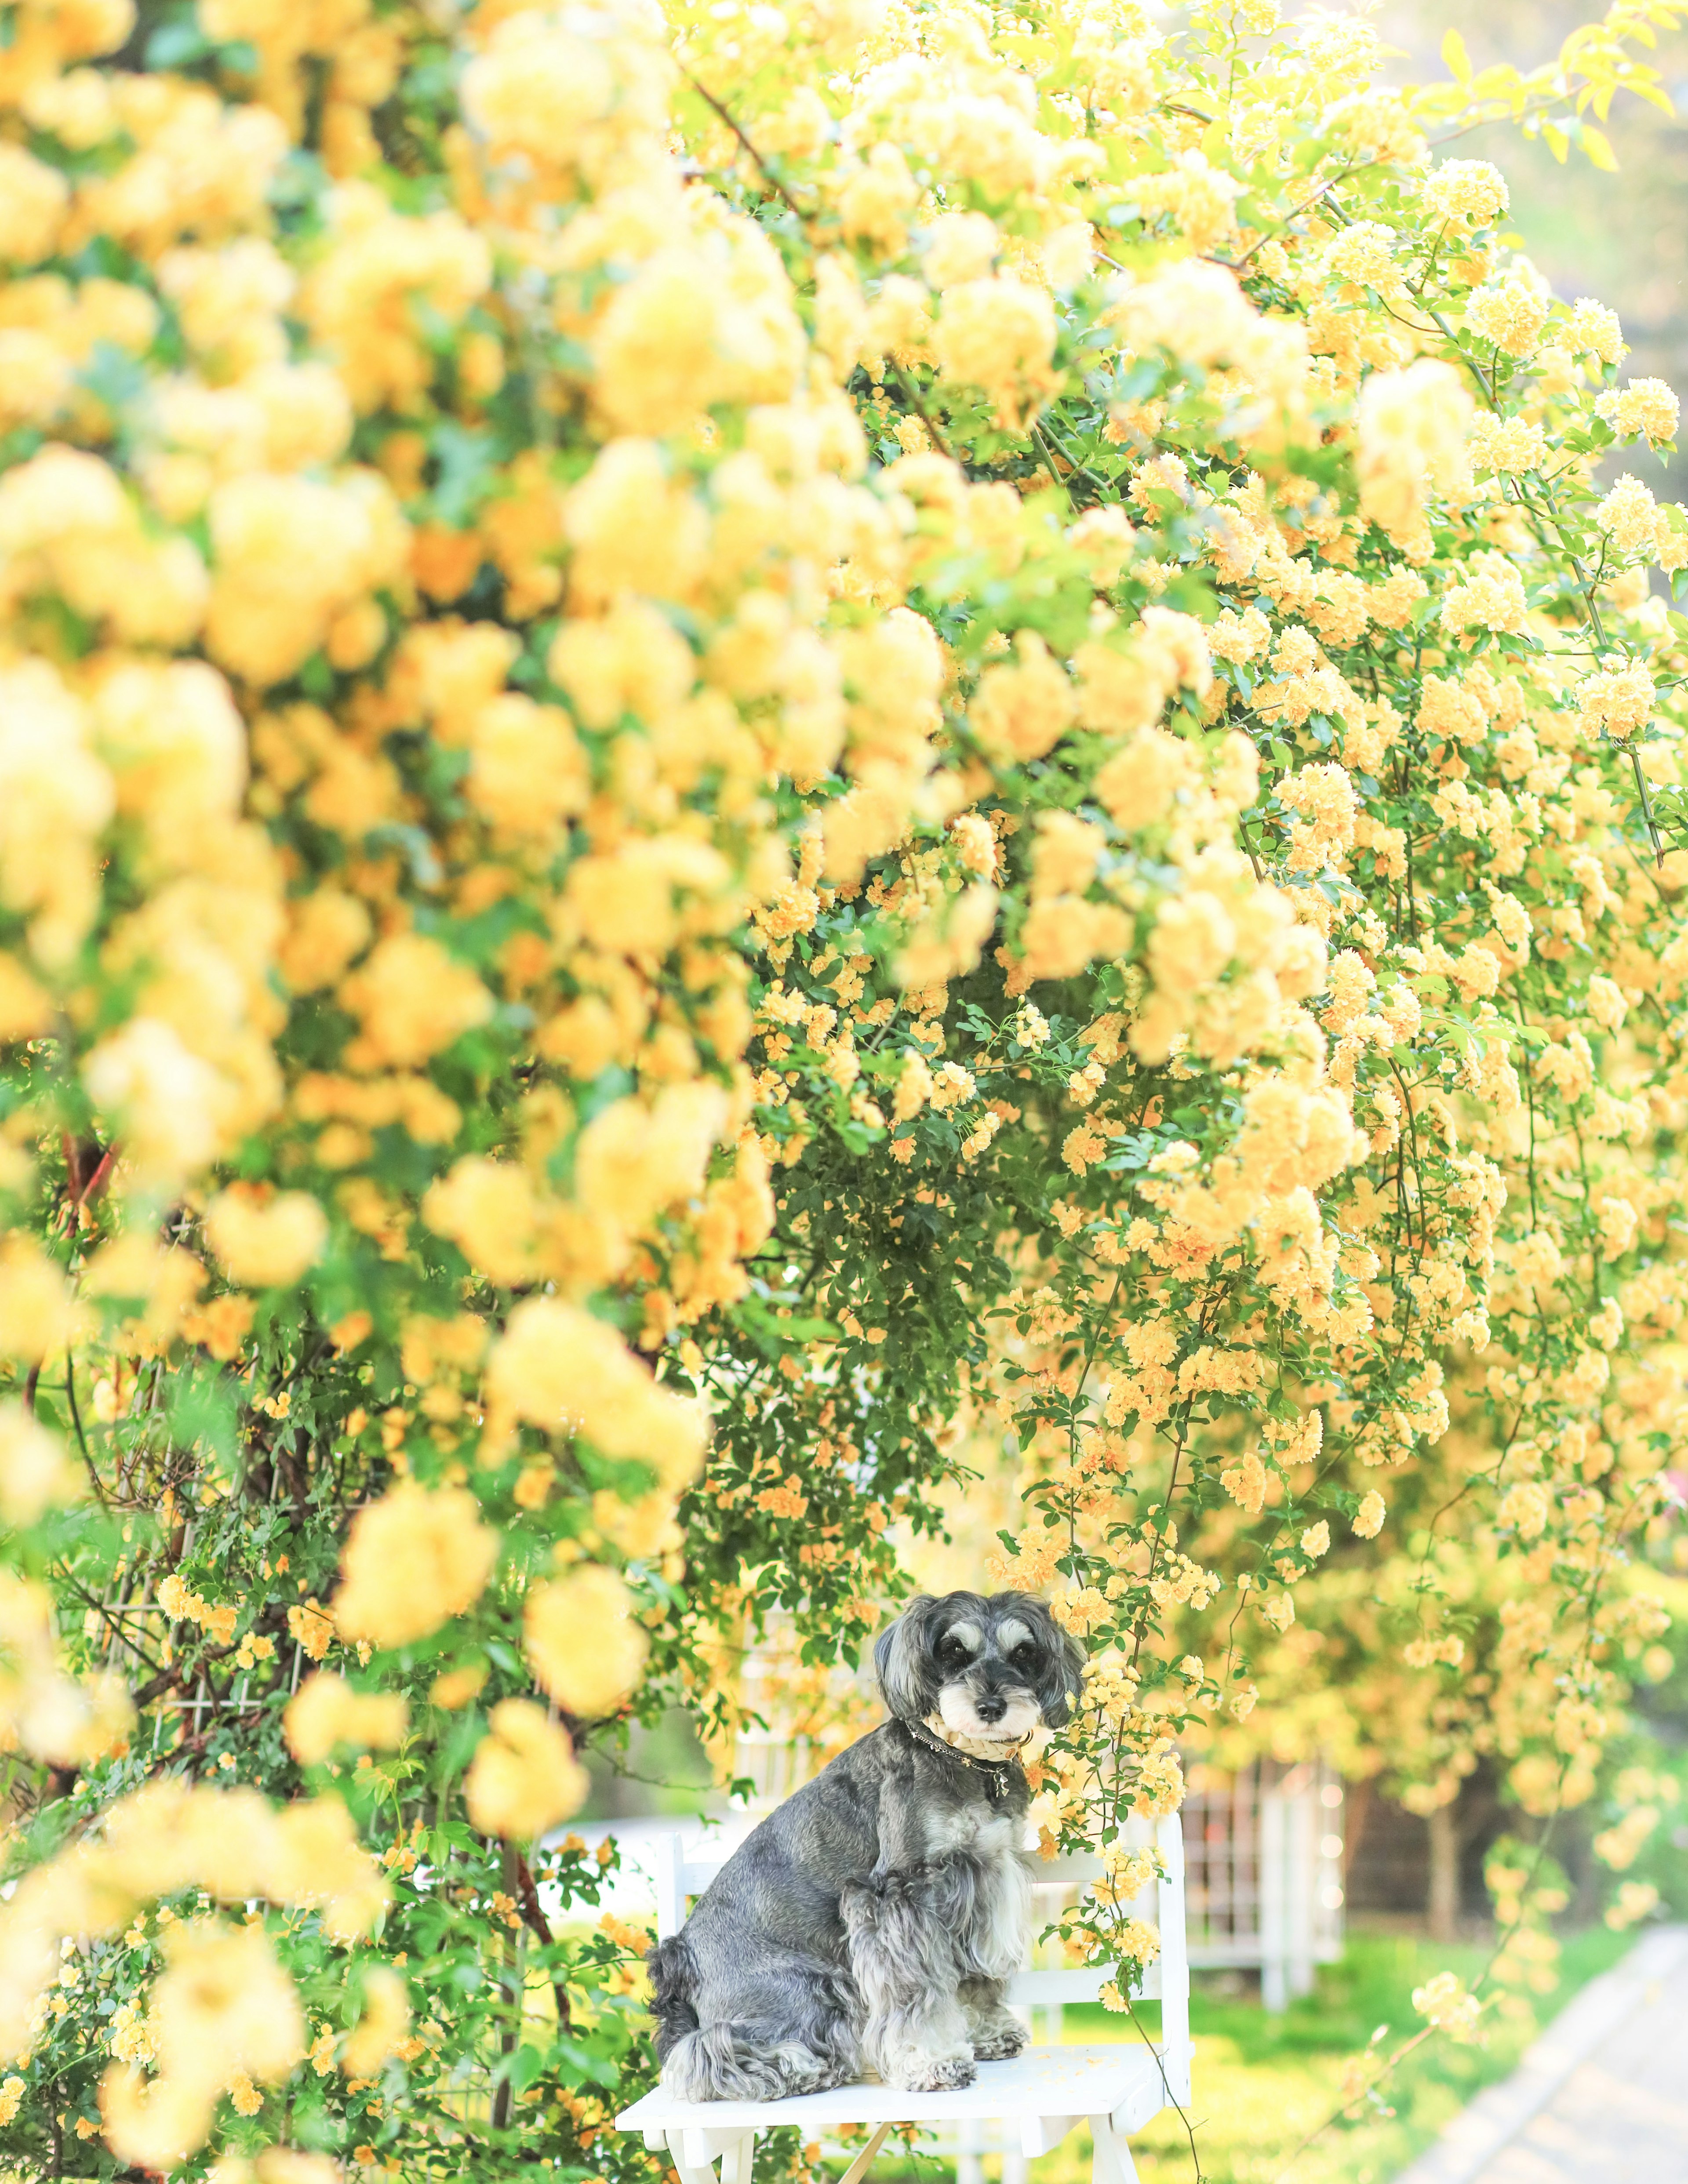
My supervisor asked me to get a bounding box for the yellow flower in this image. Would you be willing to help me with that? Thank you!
[340,933,492,1068]
[83,1017,227,1189]
[341,1966,410,2076]
[486,1297,707,1488]
[203,1186,327,1290]
[332,1483,499,1648]
[421,1158,538,1286]
[0,1238,84,1363]
[969,632,1076,763]
[205,470,407,685]
[932,276,1058,429]
[102,1921,305,2166]
[1564,297,1625,363]
[1595,376,1679,446]
[284,1672,408,1766]
[1411,1969,1480,2041]
[1355,360,1472,549]
[465,694,589,836]
[1421,158,1508,233]
[0,142,68,263]
[0,1402,82,1523]
[277,889,371,993]
[524,1566,649,1721]
[574,1083,729,1239]
[465,1699,589,1839]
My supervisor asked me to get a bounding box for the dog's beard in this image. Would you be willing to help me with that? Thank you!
[931,1684,1042,1748]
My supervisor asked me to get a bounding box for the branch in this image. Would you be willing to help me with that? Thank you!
[891,362,958,465]
[682,71,808,219]
[513,1849,573,2035]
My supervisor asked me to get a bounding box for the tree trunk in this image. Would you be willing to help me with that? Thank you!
[1427,1802,1460,1942]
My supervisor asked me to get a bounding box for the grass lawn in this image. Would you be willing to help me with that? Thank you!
[853,1923,1634,2184]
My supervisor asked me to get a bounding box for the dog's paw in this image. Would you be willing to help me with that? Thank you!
[910,2055,977,2091]
[971,2023,1027,2062]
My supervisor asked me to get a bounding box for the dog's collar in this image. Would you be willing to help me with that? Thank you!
[908,1715,1028,1795]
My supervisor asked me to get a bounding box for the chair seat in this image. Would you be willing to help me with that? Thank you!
[617,2042,1171,2137]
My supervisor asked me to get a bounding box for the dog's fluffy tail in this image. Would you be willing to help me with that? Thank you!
[648,1936,856,2100]
[647,1934,701,2062]
[659,2024,847,2102]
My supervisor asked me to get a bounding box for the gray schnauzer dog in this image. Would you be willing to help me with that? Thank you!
[648,1589,1084,2100]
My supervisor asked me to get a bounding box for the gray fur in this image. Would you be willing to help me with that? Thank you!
[649,1591,1085,2099]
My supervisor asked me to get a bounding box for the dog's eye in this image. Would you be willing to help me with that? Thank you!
[1010,1642,1036,1667]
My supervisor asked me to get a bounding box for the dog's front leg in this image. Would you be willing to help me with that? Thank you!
[841,1866,975,2091]
[959,1974,1028,2061]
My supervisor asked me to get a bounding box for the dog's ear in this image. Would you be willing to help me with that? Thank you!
[1043,1621,1087,1727]
[874,1595,939,1720]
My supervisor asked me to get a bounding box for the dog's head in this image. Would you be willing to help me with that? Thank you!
[874,1590,1085,1742]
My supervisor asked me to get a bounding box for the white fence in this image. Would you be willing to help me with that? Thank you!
[1182,1758,1346,2011]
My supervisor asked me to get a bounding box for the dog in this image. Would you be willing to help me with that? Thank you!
[648,1589,1084,2100]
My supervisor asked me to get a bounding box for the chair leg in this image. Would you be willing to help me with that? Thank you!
[1089,2115,1139,2184]
[667,2137,720,2184]
[719,2134,755,2184]
[1001,2150,1027,2184]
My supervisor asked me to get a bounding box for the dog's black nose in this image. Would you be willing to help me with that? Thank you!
[976,1697,1006,1723]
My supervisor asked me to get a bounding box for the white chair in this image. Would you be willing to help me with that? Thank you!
[615,1813,1192,2184]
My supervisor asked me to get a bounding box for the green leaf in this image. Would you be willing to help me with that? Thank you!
[1441,27,1472,83]
[1580,123,1619,172]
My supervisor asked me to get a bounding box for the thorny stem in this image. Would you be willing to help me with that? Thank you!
[513,1850,573,2036]
[681,71,809,220]
[1124,1992,1207,2182]
[64,1349,106,1507]
[1030,420,1074,501]
[1628,742,1666,865]
[891,362,958,465]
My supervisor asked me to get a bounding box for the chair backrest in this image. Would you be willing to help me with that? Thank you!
[650,1832,736,1941]
[644,1810,1191,2105]
[1007,1813,1190,2101]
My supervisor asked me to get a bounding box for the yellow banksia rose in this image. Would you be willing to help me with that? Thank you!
[1355,359,1473,550]
[524,1565,649,1721]
[0,1570,134,1767]
[101,1921,304,2167]
[339,933,493,1068]
[465,1698,589,1839]
[341,1966,410,2076]
[0,1237,84,1363]
[332,1483,499,1648]
[573,1082,728,1236]
[0,1404,83,1524]
[485,1296,707,1486]
[284,1672,409,1766]
[203,1185,328,1289]
[421,1156,538,1286]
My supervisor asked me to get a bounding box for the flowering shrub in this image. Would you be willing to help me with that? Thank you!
[1,0,1686,2175]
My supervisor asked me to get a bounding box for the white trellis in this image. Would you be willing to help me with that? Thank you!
[70,1493,318,1759]
[1181,1758,1345,2012]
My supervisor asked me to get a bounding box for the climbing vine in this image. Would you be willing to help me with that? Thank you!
[0,0,1685,2179]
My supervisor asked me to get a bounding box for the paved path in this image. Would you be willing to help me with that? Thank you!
[1393,1925,1688,2184]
